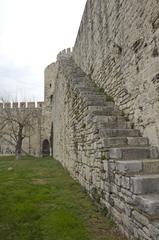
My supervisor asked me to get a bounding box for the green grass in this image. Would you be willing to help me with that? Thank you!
[0,156,126,240]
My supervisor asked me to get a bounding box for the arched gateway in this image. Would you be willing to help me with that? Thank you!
[42,139,50,157]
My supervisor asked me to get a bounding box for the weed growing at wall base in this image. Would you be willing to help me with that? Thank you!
[0,157,126,240]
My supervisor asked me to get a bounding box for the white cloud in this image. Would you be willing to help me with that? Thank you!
[0,0,86,100]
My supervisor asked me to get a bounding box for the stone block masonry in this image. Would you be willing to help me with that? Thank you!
[50,51,159,239]
[1,0,158,238]
[43,0,159,238]
[73,0,159,149]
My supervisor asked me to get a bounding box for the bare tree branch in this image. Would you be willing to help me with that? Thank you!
[0,98,41,159]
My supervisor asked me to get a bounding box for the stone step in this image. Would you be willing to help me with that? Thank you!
[92,114,123,122]
[87,104,115,111]
[131,174,159,194]
[102,137,149,148]
[74,81,89,86]
[134,194,159,217]
[75,86,97,92]
[85,101,115,107]
[79,90,106,97]
[97,120,132,129]
[126,137,149,146]
[73,86,95,93]
[115,159,159,175]
[71,73,86,79]
[83,95,108,102]
[99,129,140,138]
[109,147,150,160]
[89,109,122,116]
[86,115,128,128]
[73,87,108,97]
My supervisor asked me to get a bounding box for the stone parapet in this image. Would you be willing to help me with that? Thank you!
[0,101,44,109]
[57,48,73,61]
[27,102,35,108]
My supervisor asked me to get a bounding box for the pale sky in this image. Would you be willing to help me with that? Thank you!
[0,0,86,101]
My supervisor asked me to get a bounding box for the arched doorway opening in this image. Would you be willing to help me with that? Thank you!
[42,139,50,157]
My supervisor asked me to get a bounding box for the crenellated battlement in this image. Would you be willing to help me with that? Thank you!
[0,101,44,109]
[56,47,73,61]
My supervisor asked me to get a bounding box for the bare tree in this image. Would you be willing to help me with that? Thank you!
[0,100,41,159]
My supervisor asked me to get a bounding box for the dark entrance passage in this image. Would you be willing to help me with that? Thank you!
[42,139,50,157]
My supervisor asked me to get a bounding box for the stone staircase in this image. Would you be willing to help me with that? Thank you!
[59,55,159,239]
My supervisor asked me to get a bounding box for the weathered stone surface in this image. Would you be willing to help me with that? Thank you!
[127,137,149,147]
[121,176,130,190]
[102,137,127,147]
[100,129,140,138]
[73,0,159,149]
[116,159,159,175]
[134,194,159,216]
[109,147,150,160]
[142,159,159,174]
[149,221,159,239]
[131,175,159,194]
[116,160,142,174]
[41,0,159,239]
[50,53,159,239]
[132,210,149,226]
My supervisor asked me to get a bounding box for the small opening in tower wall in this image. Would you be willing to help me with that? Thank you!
[42,139,50,157]
[50,95,53,103]
[50,84,52,88]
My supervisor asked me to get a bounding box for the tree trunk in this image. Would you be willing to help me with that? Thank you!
[15,125,23,160]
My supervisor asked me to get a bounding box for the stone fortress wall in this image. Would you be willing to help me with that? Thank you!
[1,0,159,238]
[0,100,52,157]
[50,50,159,240]
[47,0,159,239]
[73,0,159,149]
